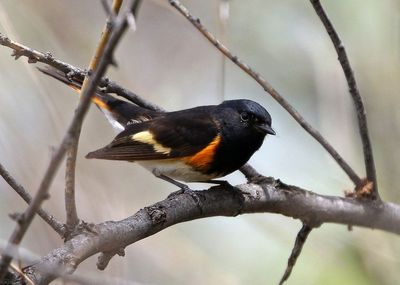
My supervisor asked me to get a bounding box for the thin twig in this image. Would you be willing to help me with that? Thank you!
[101,0,113,19]
[0,33,79,73]
[64,0,123,237]
[131,0,143,19]
[279,224,313,285]
[309,0,379,199]
[104,81,163,111]
[0,163,65,236]
[64,138,80,233]
[167,0,361,186]
[218,0,229,101]
[0,32,162,112]
[0,1,136,280]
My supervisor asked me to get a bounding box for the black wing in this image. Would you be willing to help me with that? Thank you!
[86,109,219,161]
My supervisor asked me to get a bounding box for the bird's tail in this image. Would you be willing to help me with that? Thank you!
[38,67,160,132]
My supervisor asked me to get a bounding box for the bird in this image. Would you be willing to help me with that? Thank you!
[38,67,275,190]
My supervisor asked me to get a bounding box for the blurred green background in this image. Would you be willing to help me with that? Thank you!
[0,1,399,284]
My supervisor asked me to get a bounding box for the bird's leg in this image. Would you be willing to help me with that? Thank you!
[151,170,202,211]
[151,169,198,199]
[203,179,232,188]
[152,169,191,192]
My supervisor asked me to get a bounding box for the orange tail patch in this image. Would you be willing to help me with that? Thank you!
[91,96,111,111]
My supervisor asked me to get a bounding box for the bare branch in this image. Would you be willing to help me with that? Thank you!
[104,80,164,111]
[0,163,65,236]
[0,33,81,76]
[131,0,143,19]
[64,0,124,237]
[101,0,113,18]
[217,0,229,101]
[64,138,80,233]
[279,224,313,285]
[309,0,378,199]
[166,0,361,187]
[0,33,162,112]
[0,243,137,285]
[22,180,399,284]
[0,1,139,279]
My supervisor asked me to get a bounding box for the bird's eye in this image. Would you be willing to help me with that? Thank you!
[240,112,250,122]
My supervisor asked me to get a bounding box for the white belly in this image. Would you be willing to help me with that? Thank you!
[137,160,218,182]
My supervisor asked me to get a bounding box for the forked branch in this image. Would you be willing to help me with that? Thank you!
[0,1,141,280]
[309,0,379,200]
[64,0,123,237]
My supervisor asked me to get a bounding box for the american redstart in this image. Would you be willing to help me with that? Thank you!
[39,67,275,190]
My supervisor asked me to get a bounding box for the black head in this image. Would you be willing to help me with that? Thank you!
[218,99,275,136]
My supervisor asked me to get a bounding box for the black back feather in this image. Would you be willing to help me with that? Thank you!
[86,108,219,161]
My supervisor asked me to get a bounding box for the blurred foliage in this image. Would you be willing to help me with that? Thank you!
[0,1,399,284]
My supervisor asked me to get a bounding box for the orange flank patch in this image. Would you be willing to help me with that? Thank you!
[91,96,110,111]
[185,135,221,170]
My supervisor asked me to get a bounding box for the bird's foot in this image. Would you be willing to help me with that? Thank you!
[205,179,233,189]
[167,184,193,198]
[168,185,203,213]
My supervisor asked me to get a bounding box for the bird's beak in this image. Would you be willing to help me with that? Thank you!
[256,124,276,135]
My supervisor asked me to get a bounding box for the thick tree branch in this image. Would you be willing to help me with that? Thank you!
[309,0,378,199]
[0,1,139,279]
[22,180,399,284]
[0,163,65,236]
[167,0,362,187]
